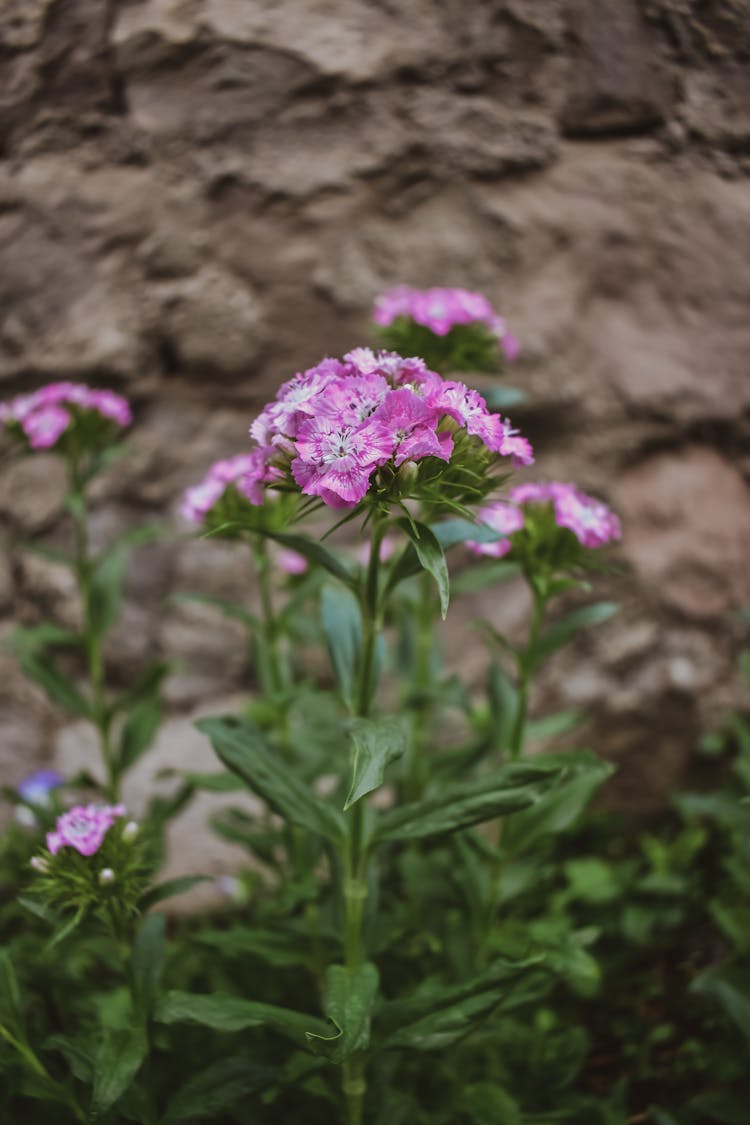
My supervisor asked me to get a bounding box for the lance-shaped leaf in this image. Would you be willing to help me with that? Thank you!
[138,875,212,912]
[89,546,129,639]
[118,664,168,772]
[157,991,330,1046]
[262,530,355,588]
[197,715,345,842]
[344,717,409,811]
[501,751,614,853]
[530,601,619,669]
[374,762,561,844]
[306,962,379,1063]
[321,584,362,710]
[162,1056,278,1122]
[377,956,543,1051]
[387,519,450,619]
[131,914,166,1020]
[19,652,92,719]
[89,1025,147,1120]
[430,518,507,552]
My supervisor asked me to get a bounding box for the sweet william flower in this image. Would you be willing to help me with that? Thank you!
[467,501,525,558]
[508,482,621,548]
[240,348,533,511]
[46,803,126,858]
[1,382,131,452]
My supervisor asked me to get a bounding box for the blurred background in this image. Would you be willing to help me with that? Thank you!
[1,0,749,849]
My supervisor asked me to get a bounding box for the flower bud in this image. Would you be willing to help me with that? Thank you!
[30,855,49,873]
[99,867,115,886]
[122,820,139,843]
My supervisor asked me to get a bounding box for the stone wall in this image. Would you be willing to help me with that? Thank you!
[2,0,750,831]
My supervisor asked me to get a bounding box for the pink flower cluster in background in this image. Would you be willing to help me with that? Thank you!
[0,382,132,450]
[180,451,283,524]
[373,286,519,359]
[245,348,533,510]
[468,483,621,558]
[46,803,126,857]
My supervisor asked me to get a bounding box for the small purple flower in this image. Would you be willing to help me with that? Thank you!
[509,482,621,548]
[467,501,525,558]
[46,803,126,857]
[17,769,64,807]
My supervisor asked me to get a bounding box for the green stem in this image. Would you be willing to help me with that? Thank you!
[252,537,284,697]
[68,461,117,801]
[508,583,546,760]
[340,517,387,1125]
[480,582,549,966]
[405,571,435,800]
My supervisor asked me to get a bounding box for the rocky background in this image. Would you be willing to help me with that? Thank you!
[1,0,750,877]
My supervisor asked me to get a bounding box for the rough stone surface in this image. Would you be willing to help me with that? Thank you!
[1,0,749,863]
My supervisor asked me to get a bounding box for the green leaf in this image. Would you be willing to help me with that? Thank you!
[502,751,614,853]
[374,761,560,843]
[138,875,211,912]
[89,547,129,638]
[395,519,450,619]
[173,592,260,630]
[4,623,81,655]
[430,519,507,552]
[461,1083,522,1125]
[452,560,520,595]
[47,904,87,949]
[487,661,519,751]
[264,531,355,588]
[692,967,750,1048]
[19,652,92,718]
[377,956,543,1050]
[0,951,23,1036]
[118,667,166,772]
[89,1024,147,1120]
[479,385,526,410]
[306,963,379,1063]
[532,601,618,667]
[131,914,166,1020]
[196,927,315,968]
[344,716,409,811]
[197,715,345,842]
[321,583,362,710]
[162,1056,277,1122]
[157,991,329,1045]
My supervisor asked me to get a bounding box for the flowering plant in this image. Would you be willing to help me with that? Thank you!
[373,286,519,375]
[4,324,740,1125]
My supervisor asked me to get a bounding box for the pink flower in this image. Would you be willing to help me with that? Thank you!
[373,285,510,339]
[46,803,126,857]
[466,501,525,558]
[291,416,391,505]
[181,451,277,524]
[23,405,71,449]
[371,387,452,466]
[243,349,532,509]
[509,482,621,548]
[1,382,131,451]
[276,548,309,575]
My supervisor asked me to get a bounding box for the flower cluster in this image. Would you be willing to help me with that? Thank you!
[0,382,132,450]
[468,483,621,558]
[246,348,533,510]
[373,286,519,359]
[46,803,126,858]
[180,451,283,525]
